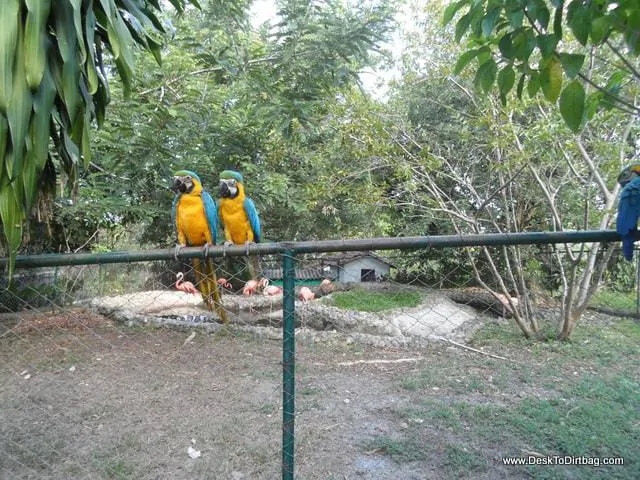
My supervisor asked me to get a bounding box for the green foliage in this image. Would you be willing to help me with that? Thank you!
[331,288,422,312]
[445,0,640,131]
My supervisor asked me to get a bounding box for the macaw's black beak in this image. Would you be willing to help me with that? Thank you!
[220,181,230,197]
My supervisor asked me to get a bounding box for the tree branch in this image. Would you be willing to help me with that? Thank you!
[575,138,613,204]
[605,39,640,83]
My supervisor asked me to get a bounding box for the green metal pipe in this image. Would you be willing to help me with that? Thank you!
[0,230,628,270]
[281,250,296,480]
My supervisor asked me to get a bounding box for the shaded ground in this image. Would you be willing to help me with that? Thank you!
[0,304,638,479]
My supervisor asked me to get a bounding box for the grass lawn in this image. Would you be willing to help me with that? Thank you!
[365,315,640,479]
[330,287,423,312]
[590,290,638,312]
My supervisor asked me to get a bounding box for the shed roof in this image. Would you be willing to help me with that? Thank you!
[322,251,395,267]
[262,267,337,281]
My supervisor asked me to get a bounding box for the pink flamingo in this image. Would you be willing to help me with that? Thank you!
[217,278,233,289]
[298,286,315,303]
[259,278,283,296]
[175,272,198,295]
[243,279,259,296]
[263,285,283,296]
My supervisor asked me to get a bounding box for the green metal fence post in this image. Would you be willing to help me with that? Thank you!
[282,250,296,480]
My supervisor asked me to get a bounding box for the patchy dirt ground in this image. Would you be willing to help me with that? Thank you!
[0,297,637,479]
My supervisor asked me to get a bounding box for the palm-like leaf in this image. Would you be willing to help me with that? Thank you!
[0,0,200,276]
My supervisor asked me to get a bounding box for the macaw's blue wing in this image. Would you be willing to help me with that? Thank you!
[617,176,640,261]
[244,197,261,243]
[202,190,219,245]
[171,194,180,237]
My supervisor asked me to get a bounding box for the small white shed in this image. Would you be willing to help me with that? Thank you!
[324,251,393,283]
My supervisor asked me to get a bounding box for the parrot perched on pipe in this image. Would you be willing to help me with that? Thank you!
[616,163,640,261]
[172,170,228,323]
[218,170,262,282]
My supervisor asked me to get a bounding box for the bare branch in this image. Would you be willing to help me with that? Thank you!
[138,55,279,96]
[606,39,640,83]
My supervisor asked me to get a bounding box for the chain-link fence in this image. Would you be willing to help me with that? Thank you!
[1,230,637,479]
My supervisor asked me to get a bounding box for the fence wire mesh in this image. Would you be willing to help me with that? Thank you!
[1,239,638,479]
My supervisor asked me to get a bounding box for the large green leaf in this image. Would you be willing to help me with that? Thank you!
[474,58,497,93]
[24,0,51,90]
[455,14,471,42]
[70,0,86,64]
[553,0,564,39]
[537,33,559,60]
[533,1,550,29]
[559,80,585,132]
[590,15,610,45]
[0,175,24,278]
[527,70,541,97]
[84,4,100,95]
[21,152,38,211]
[7,22,33,181]
[512,28,536,61]
[453,48,482,75]
[481,8,501,37]
[497,64,515,105]
[105,8,136,96]
[540,57,562,103]
[0,113,7,186]
[0,0,20,112]
[443,1,466,27]
[499,32,515,59]
[54,1,82,125]
[30,60,56,169]
[558,52,584,79]
[625,9,640,55]
[567,1,591,46]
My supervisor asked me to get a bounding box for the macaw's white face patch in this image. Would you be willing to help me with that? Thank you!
[220,178,239,198]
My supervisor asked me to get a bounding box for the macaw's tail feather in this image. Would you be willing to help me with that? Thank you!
[192,258,229,323]
[623,236,635,261]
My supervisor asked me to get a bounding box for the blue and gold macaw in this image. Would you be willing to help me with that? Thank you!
[218,170,262,280]
[172,170,228,322]
[616,163,640,261]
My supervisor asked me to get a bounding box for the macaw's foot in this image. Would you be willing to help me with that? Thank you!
[174,244,186,261]
[202,243,214,260]
[244,241,257,256]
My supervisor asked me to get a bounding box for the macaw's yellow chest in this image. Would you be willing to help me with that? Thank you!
[219,198,253,244]
[176,194,211,246]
